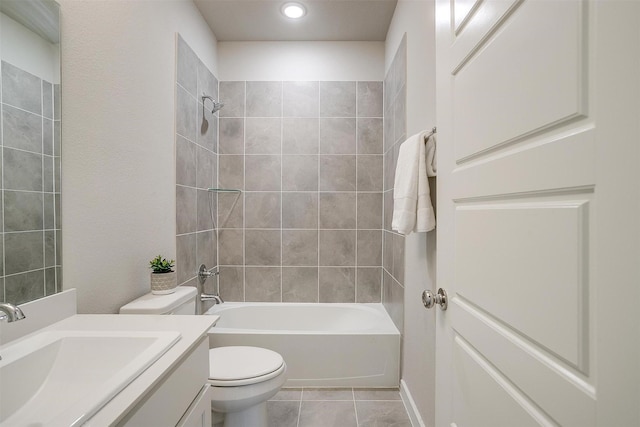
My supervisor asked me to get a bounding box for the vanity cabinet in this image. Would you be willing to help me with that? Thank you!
[177,385,212,427]
[118,337,211,427]
[1,292,217,427]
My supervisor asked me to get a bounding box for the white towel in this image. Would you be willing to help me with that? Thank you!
[391,131,436,235]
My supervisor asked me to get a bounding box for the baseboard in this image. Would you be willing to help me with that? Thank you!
[400,379,426,427]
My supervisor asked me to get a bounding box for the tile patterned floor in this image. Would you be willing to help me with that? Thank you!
[267,388,413,427]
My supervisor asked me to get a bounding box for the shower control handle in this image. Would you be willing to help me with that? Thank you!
[422,288,448,310]
[198,264,219,284]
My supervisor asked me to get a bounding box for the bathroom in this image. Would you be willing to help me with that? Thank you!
[1,0,639,426]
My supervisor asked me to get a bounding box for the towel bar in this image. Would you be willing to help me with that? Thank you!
[424,127,437,142]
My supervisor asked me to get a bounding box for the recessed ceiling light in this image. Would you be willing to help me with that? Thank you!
[282,2,306,19]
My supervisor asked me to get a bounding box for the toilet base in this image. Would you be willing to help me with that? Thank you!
[215,402,267,427]
[209,357,287,427]
[212,410,224,427]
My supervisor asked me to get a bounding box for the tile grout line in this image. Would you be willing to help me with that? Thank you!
[3,266,52,278]
[41,78,46,297]
[381,79,386,303]
[53,103,60,291]
[193,71,200,291]
[384,78,389,299]
[296,391,303,427]
[280,82,284,302]
[352,387,360,426]
[0,101,43,118]
[317,82,321,303]
[242,81,247,302]
[354,82,358,304]
[215,76,220,279]
[3,227,63,236]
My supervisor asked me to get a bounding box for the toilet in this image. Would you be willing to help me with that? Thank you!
[120,287,287,427]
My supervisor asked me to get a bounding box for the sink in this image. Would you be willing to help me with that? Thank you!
[0,329,181,426]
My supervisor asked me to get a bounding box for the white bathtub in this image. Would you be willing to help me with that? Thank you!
[205,303,400,387]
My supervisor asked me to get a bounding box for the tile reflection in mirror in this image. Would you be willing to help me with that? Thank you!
[0,0,62,304]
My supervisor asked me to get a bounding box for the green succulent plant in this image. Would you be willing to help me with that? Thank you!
[149,255,175,273]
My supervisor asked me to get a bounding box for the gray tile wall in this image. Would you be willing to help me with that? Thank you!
[0,60,62,304]
[217,79,384,303]
[175,35,219,292]
[383,35,407,332]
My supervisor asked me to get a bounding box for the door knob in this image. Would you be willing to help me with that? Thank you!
[422,288,448,310]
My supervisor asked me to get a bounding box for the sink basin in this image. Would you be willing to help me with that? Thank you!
[0,329,181,426]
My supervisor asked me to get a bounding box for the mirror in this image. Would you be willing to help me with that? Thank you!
[0,0,61,304]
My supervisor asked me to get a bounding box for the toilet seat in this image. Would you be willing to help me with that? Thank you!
[209,346,285,387]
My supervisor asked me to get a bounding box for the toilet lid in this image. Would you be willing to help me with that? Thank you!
[209,346,284,383]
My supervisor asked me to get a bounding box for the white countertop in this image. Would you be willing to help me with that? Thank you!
[0,290,218,426]
[71,314,218,426]
[28,313,217,426]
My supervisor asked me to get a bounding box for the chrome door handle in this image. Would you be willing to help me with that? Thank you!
[422,288,448,310]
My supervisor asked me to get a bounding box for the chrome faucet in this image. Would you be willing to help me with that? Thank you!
[0,302,26,323]
[198,264,224,304]
[201,293,224,304]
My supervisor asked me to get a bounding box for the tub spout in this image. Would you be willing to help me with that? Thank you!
[0,302,26,322]
[198,264,223,305]
[201,294,224,304]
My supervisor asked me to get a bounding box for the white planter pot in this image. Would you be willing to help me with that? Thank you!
[150,271,177,295]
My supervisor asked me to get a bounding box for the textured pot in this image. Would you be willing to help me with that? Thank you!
[150,271,177,295]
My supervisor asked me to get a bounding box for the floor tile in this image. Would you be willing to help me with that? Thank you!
[267,400,300,427]
[271,388,303,401]
[302,387,354,401]
[356,401,412,427]
[298,401,358,427]
[354,388,402,401]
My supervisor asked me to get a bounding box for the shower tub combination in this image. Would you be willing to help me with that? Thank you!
[205,303,401,387]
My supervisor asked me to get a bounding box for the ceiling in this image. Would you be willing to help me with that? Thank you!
[193,0,398,42]
[1,0,59,43]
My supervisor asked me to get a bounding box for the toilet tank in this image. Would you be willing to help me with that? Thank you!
[119,286,197,315]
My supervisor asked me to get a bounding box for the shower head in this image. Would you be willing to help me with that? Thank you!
[202,94,224,114]
[211,101,224,113]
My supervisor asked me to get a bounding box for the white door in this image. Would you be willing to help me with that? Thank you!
[435,1,640,426]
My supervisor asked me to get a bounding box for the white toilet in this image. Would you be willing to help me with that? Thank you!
[120,287,287,427]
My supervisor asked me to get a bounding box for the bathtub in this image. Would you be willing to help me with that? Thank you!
[205,303,400,387]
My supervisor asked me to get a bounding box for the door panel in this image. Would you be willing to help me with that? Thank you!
[452,299,596,427]
[452,0,522,70]
[452,0,586,162]
[453,0,483,34]
[451,129,595,201]
[455,200,589,369]
[436,0,640,425]
[453,337,555,427]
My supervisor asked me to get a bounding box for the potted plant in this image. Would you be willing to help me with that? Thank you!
[149,255,177,295]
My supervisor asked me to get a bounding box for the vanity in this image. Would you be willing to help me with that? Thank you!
[0,290,218,426]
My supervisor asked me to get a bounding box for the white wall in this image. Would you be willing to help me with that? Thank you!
[218,41,384,81]
[1,12,59,83]
[385,1,437,425]
[59,0,218,313]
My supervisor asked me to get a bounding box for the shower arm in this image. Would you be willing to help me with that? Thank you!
[201,94,223,114]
